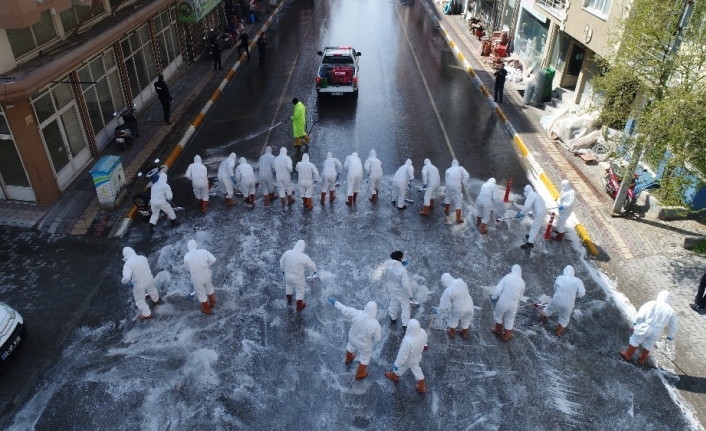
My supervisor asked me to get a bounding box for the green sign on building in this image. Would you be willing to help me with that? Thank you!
[177,0,221,23]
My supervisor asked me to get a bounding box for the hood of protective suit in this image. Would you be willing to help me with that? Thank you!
[194,155,202,164]
[159,172,167,183]
[352,152,358,158]
[657,290,672,304]
[302,154,309,162]
[406,319,421,336]
[239,157,248,165]
[441,273,454,287]
[563,265,575,277]
[369,150,377,158]
[364,301,377,318]
[327,152,333,159]
[265,146,272,155]
[511,264,522,278]
[122,247,136,261]
[561,179,572,192]
[293,240,306,253]
[187,239,197,251]
[424,158,431,166]
[405,159,412,166]
[452,160,459,167]
[279,148,287,156]
[524,185,533,196]
[229,152,237,161]
[487,178,496,185]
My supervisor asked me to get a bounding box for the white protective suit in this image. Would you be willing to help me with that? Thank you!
[149,172,176,224]
[543,265,585,328]
[280,240,317,301]
[183,239,217,303]
[629,290,679,350]
[274,148,294,198]
[520,185,547,244]
[475,178,496,223]
[185,155,209,202]
[392,159,414,208]
[235,158,257,197]
[334,301,382,365]
[392,319,427,379]
[445,160,470,210]
[492,264,526,330]
[121,247,159,317]
[296,153,321,198]
[258,147,276,196]
[555,180,576,234]
[364,150,383,196]
[321,152,342,192]
[218,153,237,198]
[421,159,440,206]
[343,152,363,197]
[384,258,413,326]
[438,273,474,330]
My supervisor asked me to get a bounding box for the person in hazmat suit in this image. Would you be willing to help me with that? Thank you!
[320,152,342,205]
[490,264,525,341]
[343,152,363,206]
[364,150,383,204]
[296,153,320,210]
[419,159,440,216]
[185,155,210,214]
[183,239,217,315]
[392,159,414,210]
[235,157,257,206]
[516,185,547,250]
[274,147,296,207]
[620,290,678,366]
[121,247,161,320]
[384,251,413,328]
[433,273,474,340]
[217,152,238,206]
[258,146,277,206]
[444,160,469,223]
[290,98,310,148]
[539,265,585,336]
[328,298,382,380]
[553,179,576,241]
[280,240,318,311]
[384,319,428,393]
[475,178,496,234]
[149,172,179,234]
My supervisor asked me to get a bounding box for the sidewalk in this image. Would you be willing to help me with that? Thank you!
[0,9,278,238]
[425,1,706,426]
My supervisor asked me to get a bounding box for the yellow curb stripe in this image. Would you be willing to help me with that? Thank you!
[193,112,205,128]
[457,52,464,62]
[514,135,528,156]
[449,40,455,48]
[479,86,489,98]
[539,173,559,199]
[495,106,507,123]
[467,66,475,76]
[211,88,221,103]
[165,144,183,168]
[575,224,599,255]
[225,69,235,81]
[128,205,138,220]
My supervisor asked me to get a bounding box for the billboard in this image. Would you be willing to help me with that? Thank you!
[177,0,221,23]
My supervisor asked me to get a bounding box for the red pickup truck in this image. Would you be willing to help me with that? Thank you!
[316,47,361,98]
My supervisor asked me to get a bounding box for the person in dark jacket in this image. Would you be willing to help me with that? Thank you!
[494,64,508,103]
[212,38,223,70]
[257,32,267,66]
[238,31,250,61]
[154,74,173,125]
[690,271,706,314]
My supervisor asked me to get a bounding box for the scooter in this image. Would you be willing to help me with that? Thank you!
[133,159,183,218]
[602,163,660,213]
[114,105,139,151]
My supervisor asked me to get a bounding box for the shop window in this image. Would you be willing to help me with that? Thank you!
[41,121,70,172]
[77,49,126,136]
[583,0,611,18]
[121,24,159,99]
[0,113,30,188]
[6,10,58,58]
[156,8,181,68]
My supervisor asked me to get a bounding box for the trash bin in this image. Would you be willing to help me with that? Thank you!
[543,67,555,102]
[90,155,127,210]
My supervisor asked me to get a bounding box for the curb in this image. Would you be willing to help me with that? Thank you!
[420,2,599,256]
[113,2,286,238]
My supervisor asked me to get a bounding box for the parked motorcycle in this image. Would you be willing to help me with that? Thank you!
[133,159,183,218]
[113,105,139,151]
[602,162,660,213]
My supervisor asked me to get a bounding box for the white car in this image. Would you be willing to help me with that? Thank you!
[316,47,361,97]
[0,302,25,366]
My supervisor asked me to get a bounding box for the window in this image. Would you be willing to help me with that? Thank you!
[155,8,181,69]
[60,3,107,34]
[77,49,126,137]
[0,110,31,188]
[120,24,159,99]
[5,10,58,58]
[583,0,611,17]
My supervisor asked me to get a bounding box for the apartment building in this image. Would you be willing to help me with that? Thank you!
[0,0,228,205]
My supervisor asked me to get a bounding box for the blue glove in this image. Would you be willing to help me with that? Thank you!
[558,205,565,211]
[423,184,427,190]
[631,321,636,326]
[667,336,674,341]
[336,173,340,181]
[328,297,336,305]
[432,308,439,315]
[392,365,399,372]
[230,175,236,183]
[313,271,319,277]
[402,259,409,267]
[490,296,498,305]
[282,271,285,277]
[515,213,524,219]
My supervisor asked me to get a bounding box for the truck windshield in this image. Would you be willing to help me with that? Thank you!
[322,56,354,64]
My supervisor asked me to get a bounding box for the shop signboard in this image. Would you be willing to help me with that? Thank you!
[177,0,221,23]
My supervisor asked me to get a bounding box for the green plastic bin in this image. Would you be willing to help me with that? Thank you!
[542,67,555,102]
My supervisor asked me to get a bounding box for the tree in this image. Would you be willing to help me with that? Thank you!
[591,0,706,211]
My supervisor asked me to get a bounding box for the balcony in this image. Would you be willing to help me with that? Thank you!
[535,0,568,21]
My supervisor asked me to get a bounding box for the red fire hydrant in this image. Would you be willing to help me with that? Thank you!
[503,178,513,203]
[543,212,556,240]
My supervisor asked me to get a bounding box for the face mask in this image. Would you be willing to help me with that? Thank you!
[402,259,409,267]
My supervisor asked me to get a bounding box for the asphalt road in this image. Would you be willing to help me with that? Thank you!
[0,0,694,429]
